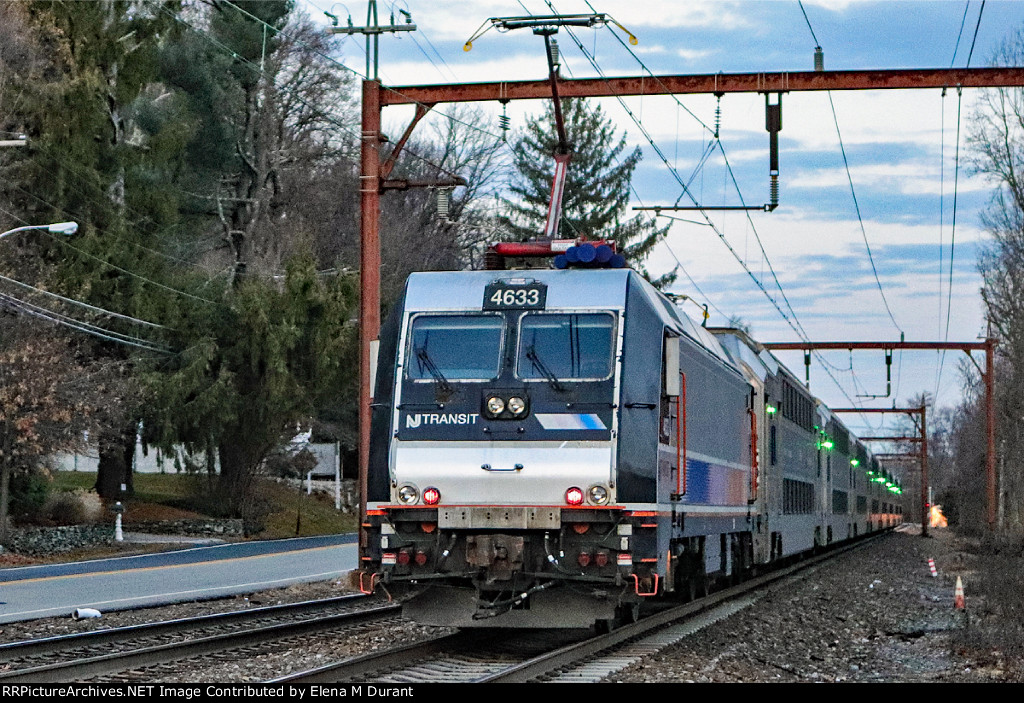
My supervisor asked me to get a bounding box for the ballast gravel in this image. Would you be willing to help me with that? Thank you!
[2,528,1018,682]
[609,527,1009,683]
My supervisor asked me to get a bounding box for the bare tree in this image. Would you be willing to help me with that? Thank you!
[0,321,118,544]
[966,28,1024,532]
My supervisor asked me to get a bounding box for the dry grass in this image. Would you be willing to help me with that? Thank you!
[950,535,1024,680]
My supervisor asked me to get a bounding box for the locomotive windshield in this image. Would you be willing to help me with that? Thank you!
[408,314,503,381]
[516,312,615,381]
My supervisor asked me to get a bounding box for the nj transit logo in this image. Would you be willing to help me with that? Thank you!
[405,413,480,429]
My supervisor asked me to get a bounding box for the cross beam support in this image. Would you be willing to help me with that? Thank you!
[356,64,1023,555]
[380,67,1024,106]
[826,404,930,537]
[763,339,996,532]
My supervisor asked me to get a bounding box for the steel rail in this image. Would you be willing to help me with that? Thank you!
[0,597,400,683]
[276,533,886,684]
[477,534,884,683]
[0,594,370,662]
[269,630,508,683]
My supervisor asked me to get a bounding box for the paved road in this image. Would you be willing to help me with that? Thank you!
[0,534,358,624]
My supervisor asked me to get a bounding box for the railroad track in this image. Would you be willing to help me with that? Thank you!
[275,535,883,684]
[0,594,400,683]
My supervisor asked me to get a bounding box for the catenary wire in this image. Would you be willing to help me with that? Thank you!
[547,2,866,415]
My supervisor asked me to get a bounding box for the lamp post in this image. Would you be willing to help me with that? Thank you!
[0,222,78,240]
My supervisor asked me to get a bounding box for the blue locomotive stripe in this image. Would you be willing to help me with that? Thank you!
[535,413,607,430]
[678,458,749,506]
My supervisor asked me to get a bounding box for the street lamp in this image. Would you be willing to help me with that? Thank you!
[0,222,78,240]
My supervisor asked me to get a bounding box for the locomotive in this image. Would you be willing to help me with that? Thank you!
[358,255,903,628]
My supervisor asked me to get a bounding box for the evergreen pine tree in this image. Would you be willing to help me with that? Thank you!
[500,99,675,286]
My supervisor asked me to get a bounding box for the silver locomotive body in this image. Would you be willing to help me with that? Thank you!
[359,269,902,628]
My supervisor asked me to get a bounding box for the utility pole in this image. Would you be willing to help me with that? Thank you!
[325,0,416,80]
[328,7,461,559]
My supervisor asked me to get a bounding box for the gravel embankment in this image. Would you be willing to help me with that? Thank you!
[610,528,1006,683]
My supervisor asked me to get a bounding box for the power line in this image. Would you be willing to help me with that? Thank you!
[217,0,507,147]
[0,291,172,353]
[825,91,903,334]
[4,148,238,279]
[950,2,972,68]
[796,2,903,336]
[936,2,984,400]
[547,1,865,414]
[574,1,820,350]
[0,193,223,307]
[797,1,821,47]
[965,0,987,68]
[0,272,167,329]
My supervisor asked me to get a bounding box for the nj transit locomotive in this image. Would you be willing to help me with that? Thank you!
[359,266,903,628]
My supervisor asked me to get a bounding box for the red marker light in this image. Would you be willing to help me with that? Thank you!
[397,550,411,565]
[423,487,441,505]
[578,552,592,567]
[415,550,428,566]
[565,487,585,506]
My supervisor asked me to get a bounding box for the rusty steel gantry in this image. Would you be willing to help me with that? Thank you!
[763,340,997,535]
[355,66,1024,556]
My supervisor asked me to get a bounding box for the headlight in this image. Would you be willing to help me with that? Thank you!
[485,396,505,416]
[589,484,610,505]
[508,396,527,415]
[397,484,419,504]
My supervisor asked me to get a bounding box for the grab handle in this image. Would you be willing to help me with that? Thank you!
[481,463,524,472]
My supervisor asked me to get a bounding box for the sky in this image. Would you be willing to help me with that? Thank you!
[298,0,1022,439]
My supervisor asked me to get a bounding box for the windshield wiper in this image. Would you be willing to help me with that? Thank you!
[526,344,565,391]
[415,346,453,394]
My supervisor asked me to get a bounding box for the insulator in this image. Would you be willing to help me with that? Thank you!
[770,174,779,208]
[498,113,510,133]
[714,99,722,139]
[436,188,451,220]
[548,39,560,67]
[814,46,824,72]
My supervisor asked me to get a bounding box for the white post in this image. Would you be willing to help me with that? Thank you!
[306,471,312,495]
[114,501,124,542]
[334,442,341,511]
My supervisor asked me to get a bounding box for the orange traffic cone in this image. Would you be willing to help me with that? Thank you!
[954,576,965,610]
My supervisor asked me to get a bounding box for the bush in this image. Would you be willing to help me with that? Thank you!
[952,536,1024,663]
[44,491,90,525]
[8,468,52,523]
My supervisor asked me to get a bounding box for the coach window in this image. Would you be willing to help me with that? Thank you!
[407,314,504,381]
[516,312,615,381]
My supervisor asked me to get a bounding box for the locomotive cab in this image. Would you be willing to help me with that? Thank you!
[364,269,637,627]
